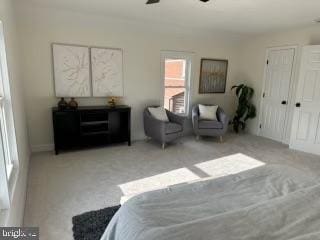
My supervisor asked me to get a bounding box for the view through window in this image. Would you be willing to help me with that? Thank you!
[164,59,187,114]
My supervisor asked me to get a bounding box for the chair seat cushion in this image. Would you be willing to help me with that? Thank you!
[198,120,223,129]
[165,122,183,134]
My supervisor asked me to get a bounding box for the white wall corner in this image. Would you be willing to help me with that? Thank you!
[31,144,54,153]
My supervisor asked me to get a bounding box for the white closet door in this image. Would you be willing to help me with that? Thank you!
[290,45,320,155]
[260,48,295,142]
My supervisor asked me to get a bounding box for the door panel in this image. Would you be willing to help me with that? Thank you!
[315,115,320,144]
[310,51,320,63]
[296,112,311,140]
[260,48,295,142]
[53,111,80,149]
[290,45,320,155]
[302,70,318,101]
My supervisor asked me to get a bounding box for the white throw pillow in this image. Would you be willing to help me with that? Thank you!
[148,107,169,122]
[198,104,218,121]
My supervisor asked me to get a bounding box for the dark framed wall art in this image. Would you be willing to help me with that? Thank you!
[199,58,228,93]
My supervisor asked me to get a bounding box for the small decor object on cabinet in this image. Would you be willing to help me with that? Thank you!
[107,96,119,108]
[68,97,78,109]
[57,97,68,110]
[52,43,91,97]
[199,58,228,94]
[90,47,124,97]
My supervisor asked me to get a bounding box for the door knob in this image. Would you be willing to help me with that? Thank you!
[296,103,301,107]
[281,100,287,105]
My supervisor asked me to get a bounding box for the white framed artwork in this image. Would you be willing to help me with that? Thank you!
[91,47,124,97]
[52,43,91,97]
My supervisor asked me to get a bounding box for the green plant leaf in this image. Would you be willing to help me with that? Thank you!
[248,87,254,100]
[236,84,244,97]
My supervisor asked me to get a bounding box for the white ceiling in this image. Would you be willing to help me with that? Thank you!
[20,0,320,34]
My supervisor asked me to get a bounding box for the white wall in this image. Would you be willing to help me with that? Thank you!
[15,3,247,151]
[0,0,30,226]
[239,25,320,142]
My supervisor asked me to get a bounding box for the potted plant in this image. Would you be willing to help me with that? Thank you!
[231,84,256,133]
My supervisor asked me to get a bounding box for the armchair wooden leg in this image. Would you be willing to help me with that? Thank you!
[162,143,166,149]
[219,136,223,143]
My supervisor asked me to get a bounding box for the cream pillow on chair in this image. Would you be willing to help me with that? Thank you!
[199,104,218,121]
[148,107,169,122]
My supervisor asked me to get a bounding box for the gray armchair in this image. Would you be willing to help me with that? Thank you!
[144,107,186,149]
[192,105,229,141]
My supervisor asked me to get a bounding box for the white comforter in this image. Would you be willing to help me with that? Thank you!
[100,165,320,240]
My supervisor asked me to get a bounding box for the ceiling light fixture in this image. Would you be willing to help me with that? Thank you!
[146,0,160,4]
[146,0,210,4]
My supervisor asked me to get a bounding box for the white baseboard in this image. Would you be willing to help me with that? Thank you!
[31,144,54,153]
[30,136,149,153]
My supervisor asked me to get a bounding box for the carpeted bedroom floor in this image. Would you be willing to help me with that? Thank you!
[23,133,320,240]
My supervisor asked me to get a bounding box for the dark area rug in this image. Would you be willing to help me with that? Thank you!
[72,205,121,240]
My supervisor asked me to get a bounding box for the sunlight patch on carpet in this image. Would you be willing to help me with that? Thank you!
[195,153,265,178]
[118,168,200,196]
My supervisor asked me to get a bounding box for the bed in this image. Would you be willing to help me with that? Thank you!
[100,165,320,240]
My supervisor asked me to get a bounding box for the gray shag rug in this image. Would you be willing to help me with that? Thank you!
[72,205,121,240]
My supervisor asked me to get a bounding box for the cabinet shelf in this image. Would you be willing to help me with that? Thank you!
[81,131,109,136]
[80,121,108,126]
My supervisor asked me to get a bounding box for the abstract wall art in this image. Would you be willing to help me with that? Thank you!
[52,43,91,97]
[199,58,228,94]
[91,47,124,97]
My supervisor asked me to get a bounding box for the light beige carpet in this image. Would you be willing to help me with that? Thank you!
[23,133,320,240]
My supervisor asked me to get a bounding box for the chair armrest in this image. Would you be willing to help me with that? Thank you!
[217,108,229,128]
[144,111,166,139]
[192,106,199,129]
[166,110,186,126]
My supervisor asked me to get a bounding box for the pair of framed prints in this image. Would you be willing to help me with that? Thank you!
[52,43,123,98]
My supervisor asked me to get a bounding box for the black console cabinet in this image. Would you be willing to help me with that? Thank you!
[52,105,131,154]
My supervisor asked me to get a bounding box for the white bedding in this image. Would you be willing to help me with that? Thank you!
[100,165,320,240]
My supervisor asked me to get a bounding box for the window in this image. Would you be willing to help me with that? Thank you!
[161,52,193,115]
[0,21,18,210]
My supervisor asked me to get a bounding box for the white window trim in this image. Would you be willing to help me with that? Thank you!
[0,97,13,178]
[164,77,185,81]
[160,51,194,116]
